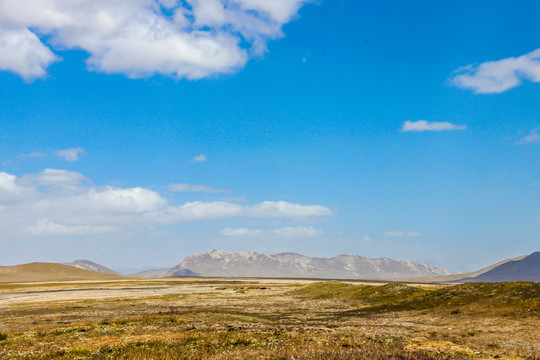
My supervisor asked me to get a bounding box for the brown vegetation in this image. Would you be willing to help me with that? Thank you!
[0,279,538,359]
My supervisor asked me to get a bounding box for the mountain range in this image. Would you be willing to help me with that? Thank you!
[3,250,536,284]
[133,249,451,279]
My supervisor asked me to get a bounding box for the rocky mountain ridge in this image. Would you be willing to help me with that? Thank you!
[136,249,451,279]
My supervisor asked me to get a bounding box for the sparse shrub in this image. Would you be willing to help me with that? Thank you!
[0,332,7,341]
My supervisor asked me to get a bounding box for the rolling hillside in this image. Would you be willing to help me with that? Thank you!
[0,262,124,283]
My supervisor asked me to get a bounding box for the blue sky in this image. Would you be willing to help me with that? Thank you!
[0,0,539,272]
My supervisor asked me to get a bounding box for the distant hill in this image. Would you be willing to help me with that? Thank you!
[130,268,198,278]
[134,249,450,279]
[63,259,119,275]
[0,262,123,283]
[397,254,529,283]
[461,252,540,282]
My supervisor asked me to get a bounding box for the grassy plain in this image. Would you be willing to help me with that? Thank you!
[0,278,538,359]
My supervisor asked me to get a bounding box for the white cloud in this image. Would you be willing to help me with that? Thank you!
[451,48,540,93]
[26,220,116,237]
[193,154,207,162]
[0,169,332,238]
[0,172,30,202]
[272,226,321,238]
[384,230,423,238]
[220,227,263,237]
[55,148,85,161]
[360,235,372,242]
[0,0,313,80]
[402,120,467,132]
[245,201,333,217]
[169,183,227,193]
[518,129,540,144]
[0,25,58,80]
[220,225,321,238]
[169,183,229,193]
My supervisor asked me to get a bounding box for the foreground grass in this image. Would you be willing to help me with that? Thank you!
[0,280,538,359]
[0,315,486,360]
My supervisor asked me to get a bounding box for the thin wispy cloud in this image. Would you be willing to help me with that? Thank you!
[19,152,46,158]
[169,183,230,194]
[384,230,423,238]
[518,129,540,144]
[0,169,332,238]
[2,151,47,167]
[451,48,540,94]
[402,120,467,132]
[0,0,314,80]
[220,226,321,238]
[272,226,321,238]
[55,148,85,161]
[220,228,263,237]
[193,154,207,163]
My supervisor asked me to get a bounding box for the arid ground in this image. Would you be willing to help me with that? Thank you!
[0,278,538,359]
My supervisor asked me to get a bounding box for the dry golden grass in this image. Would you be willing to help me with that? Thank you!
[0,279,538,359]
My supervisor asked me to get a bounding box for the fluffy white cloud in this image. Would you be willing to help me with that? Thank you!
[0,169,332,238]
[518,129,540,144]
[451,49,540,93]
[384,230,422,238]
[220,225,321,238]
[0,25,58,80]
[55,148,85,161]
[0,172,31,202]
[402,120,467,132]
[169,183,229,193]
[0,0,313,80]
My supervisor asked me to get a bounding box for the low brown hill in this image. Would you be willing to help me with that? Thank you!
[0,262,125,283]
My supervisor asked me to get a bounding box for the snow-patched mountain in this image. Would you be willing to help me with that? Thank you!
[63,259,119,275]
[137,249,450,279]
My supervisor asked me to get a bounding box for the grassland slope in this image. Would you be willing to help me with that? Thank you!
[0,262,124,283]
[292,281,540,315]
